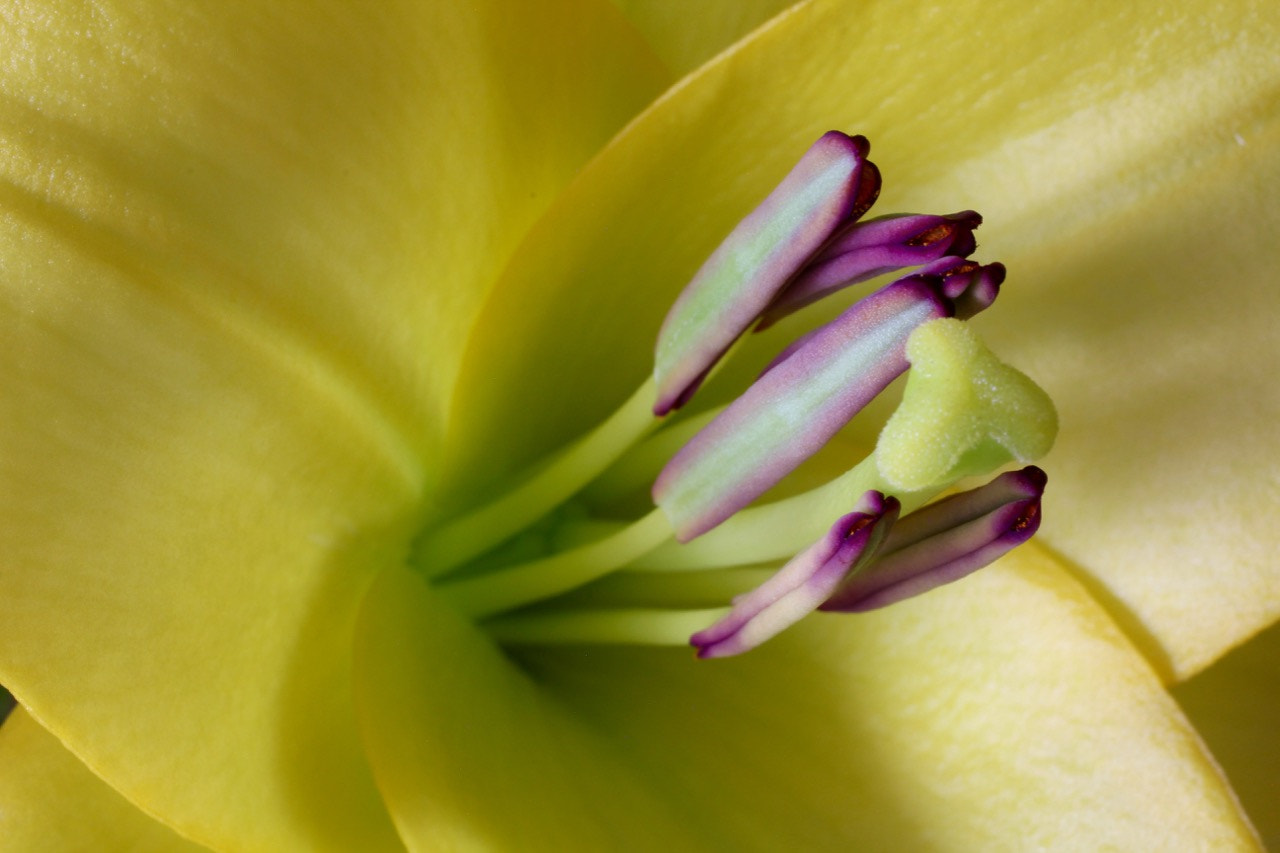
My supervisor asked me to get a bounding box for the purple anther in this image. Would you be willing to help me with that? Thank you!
[758,211,983,328]
[691,492,899,659]
[821,466,1046,612]
[926,257,1006,320]
[654,275,951,542]
[653,132,879,416]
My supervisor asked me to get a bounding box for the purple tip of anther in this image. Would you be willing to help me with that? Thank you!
[821,466,1046,613]
[653,357,720,418]
[933,210,981,258]
[653,131,876,416]
[691,492,899,659]
[757,210,982,329]
[926,257,1005,320]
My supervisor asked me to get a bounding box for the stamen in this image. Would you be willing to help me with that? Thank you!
[653,131,879,415]
[690,491,898,659]
[874,465,1046,552]
[822,466,1046,612]
[686,468,1045,656]
[410,131,1058,663]
[928,257,1006,319]
[758,211,982,327]
[654,274,951,542]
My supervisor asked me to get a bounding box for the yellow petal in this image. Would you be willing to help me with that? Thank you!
[539,544,1261,847]
[609,0,802,76]
[982,111,1280,682]
[0,0,665,455]
[446,0,1280,675]
[0,2,665,847]
[0,231,411,849]
[352,566,701,851]
[357,549,1258,848]
[1173,620,1280,849]
[0,707,208,852]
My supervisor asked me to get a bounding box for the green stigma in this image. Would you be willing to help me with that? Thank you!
[875,318,1058,492]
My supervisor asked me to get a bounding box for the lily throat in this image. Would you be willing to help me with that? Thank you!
[412,132,1057,659]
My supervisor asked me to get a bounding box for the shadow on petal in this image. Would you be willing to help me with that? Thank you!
[1173,619,1280,849]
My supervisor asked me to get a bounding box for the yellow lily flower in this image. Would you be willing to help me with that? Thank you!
[0,0,1276,849]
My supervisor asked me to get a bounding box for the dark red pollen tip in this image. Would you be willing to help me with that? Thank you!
[907,222,955,247]
[1012,501,1041,533]
[843,514,876,540]
[943,260,980,277]
[850,160,882,221]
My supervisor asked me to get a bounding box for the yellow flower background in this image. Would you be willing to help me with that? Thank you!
[0,0,1276,849]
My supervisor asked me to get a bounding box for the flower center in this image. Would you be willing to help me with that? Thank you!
[410,132,1056,658]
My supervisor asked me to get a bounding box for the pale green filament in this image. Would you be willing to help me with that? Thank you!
[581,406,722,507]
[438,509,673,618]
[485,606,731,647]
[632,456,935,571]
[554,567,776,609]
[415,378,660,577]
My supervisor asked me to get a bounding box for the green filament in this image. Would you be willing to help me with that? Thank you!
[415,377,660,577]
[632,456,932,571]
[581,406,721,507]
[485,606,731,647]
[438,509,672,618]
